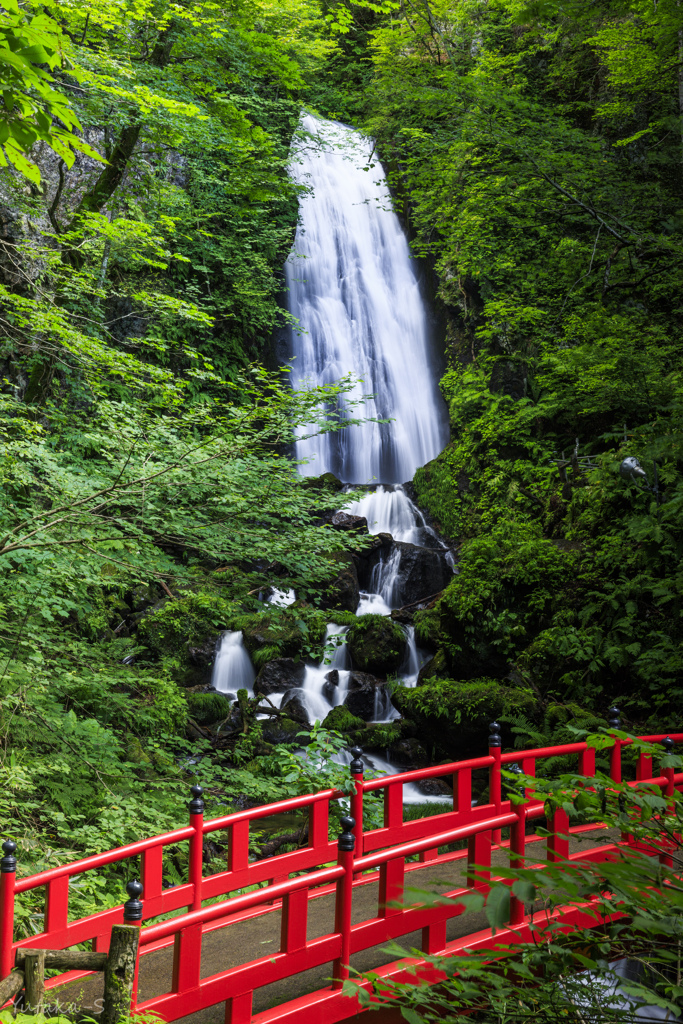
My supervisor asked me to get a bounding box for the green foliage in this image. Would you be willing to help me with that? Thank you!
[234,605,329,668]
[392,677,538,757]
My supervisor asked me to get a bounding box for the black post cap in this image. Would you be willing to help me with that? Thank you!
[488,721,502,748]
[349,747,364,776]
[608,706,621,730]
[508,762,523,775]
[662,736,674,753]
[123,879,144,922]
[1,840,17,874]
[338,816,356,852]
[189,784,205,815]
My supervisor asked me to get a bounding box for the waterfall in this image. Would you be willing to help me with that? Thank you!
[285,114,448,485]
[212,631,255,696]
[260,112,452,792]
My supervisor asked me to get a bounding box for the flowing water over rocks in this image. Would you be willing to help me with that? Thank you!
[212,114,453,786]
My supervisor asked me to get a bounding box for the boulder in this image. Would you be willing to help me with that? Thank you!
[238,608,327,669]
[358,541,452,609]
[320,551,360,614]
[347,615,406,676]
[330,511,368,533]
[281,689,311,725]
[254,658,305,696]
[417,649,448,685]
[322,704,365,733]
[388,737,429,767]
[390,677,539,760]
[415,777,451,797]
[344,671,386,721]
[261,716,307,744]
[186,691,233,727]
[322,669,339,704]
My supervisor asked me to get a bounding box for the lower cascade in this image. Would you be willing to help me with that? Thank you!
[212,113,453,790]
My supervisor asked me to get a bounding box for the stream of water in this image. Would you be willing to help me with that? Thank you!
[213,113,451,793]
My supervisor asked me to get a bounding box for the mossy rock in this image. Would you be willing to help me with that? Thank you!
[327,609,358,627]
[231,607,327,669]
[322,705,365,734]
[413,607,444,649]
[138,593,234,666]
[417,648,448,685]
[186,691,232,727]
[361,722,402,750]
[390,677,539,759]
[347,615,406,676]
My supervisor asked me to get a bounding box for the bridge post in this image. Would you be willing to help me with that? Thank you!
[189,785,205,911]
[0,840,16,980]
[333,816,355,988]
[349,748,364,856]
[121,879,143,1014]
[608,707,622,782]
[489,721,502,843]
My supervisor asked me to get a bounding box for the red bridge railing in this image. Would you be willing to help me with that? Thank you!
[1,719,682,1024]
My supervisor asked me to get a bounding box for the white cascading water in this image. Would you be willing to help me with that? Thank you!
[212,632,255,696]
[212,114,449,799]
[285,114,448,485]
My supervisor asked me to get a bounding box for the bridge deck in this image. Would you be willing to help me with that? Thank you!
[47,828,616,1024]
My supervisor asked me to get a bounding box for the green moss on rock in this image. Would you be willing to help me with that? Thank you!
[391,677,538,758]
[347,614,406,676]
[232,607,327,669]
[186,691,232,727]
[138,593,234,662]
[322,705,365,734]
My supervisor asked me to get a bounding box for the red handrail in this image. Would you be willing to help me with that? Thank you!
[1,728,681,1024]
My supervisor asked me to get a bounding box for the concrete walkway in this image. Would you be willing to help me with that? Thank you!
[48,829,616,1024]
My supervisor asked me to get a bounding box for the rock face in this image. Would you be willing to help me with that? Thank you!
[358,541,452,609]
[330,511,368,533]
[281,689,311,725]
[261,716,306,744]
[320,551,360,614]
[344,670,386,721]
[254,658,305,696]
[322,669,339,704]
[347,615,406,676]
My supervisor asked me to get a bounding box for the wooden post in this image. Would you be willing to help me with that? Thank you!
[23,950,46,1014]
[102,925,140,1024]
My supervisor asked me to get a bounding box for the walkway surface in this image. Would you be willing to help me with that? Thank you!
[48,829,614,1024]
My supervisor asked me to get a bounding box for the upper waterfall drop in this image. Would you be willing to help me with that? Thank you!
[285,114,449,485]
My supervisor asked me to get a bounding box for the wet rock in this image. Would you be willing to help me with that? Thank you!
[330,511,368,533]
[344,671,386,721]
[358,541,452,609]
[415,777,452,797]
[189,636,218,672]
[128,583,161,613]
[388,737,429,767]
[261,716,307,744]
[417,649,448,685]
[347,615,406,676]
[322,669,339,704]
[254,658,305,696]
[281,689,311,725]
[320,551,360,614]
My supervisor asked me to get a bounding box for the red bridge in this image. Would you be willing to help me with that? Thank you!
[2,724,681,1024]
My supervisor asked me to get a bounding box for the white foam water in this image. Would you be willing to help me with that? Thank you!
[212,632,255,696]
[285,114,448,485]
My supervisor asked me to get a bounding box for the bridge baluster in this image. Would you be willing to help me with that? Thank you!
[467,830,491,893]
[454,767,472,818]
[281,885,308,954]
[546,807,570,863]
